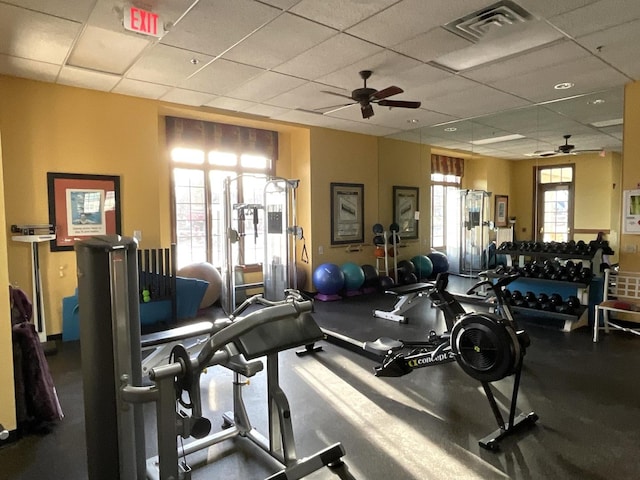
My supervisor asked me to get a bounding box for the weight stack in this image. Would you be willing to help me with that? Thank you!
[75,235,145,480]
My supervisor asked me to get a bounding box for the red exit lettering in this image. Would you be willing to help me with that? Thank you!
[125,6,162,37]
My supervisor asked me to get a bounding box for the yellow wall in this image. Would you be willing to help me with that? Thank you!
[621,81,640,269]
[0,131,17,432]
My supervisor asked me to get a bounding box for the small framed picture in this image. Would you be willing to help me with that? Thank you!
[495,195,508,228]
[330,182,364,245]
[393,186,419,239]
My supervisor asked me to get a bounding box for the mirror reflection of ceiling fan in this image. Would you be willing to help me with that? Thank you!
[533,134,605,157]
[320,70,421,119]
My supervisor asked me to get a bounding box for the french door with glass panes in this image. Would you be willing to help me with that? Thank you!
[535,165,574,242]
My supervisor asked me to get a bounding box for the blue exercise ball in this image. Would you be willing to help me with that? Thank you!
[313,263,345,295]
[427,251,450,275]
[411,255,433,279]
[341,262,365,291]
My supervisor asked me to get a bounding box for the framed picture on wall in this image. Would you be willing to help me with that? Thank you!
[393,186,419,239]
[47,172,122,251]
[330,182,364,245]
[495,195,508,227]
[623,189,640,234]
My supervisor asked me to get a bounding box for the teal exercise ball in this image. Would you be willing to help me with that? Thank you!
[411,255,433,280]
[341,262,365,291]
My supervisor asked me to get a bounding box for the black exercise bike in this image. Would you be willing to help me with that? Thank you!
[303,271,539,450]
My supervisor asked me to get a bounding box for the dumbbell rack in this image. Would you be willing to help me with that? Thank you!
[495,247,606,332]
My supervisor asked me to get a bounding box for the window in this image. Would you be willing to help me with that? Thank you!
[171,150,273,270]
[431,173,461,250]
[535,165,575,242]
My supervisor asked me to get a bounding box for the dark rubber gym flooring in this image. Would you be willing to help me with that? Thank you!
[2,279,640,480]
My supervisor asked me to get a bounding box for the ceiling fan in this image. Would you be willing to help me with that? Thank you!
[534,134,604,157]
[320,70,421,119]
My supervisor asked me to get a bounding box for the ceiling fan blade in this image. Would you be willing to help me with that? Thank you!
[321,90,353,101]
[323,103,357,115]
[377,99,421,109]
[371,86,403,100]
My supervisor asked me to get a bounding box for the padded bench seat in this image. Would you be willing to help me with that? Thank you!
[593,269,640,342]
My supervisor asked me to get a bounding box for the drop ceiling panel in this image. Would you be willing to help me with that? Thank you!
[58,66,121,91]
[392,27,473,63]
[267,82,351,110]
[181,59,264,95]
[0,4,81,64]
[326,103,454,129]
[490,56,629,102]
[549,0,640,38]
[290,0,399,31]
[421,85,528,118]
[0,54,59,83]
[223,14,336,69]
[516,0,601,18]
[463,39,590,84]
[273,33,383,80]
[2,0,95,22]
[67,25,151,75]
[127,44,213,86]
[410,75,479,103]
[242,103,291,118]
[161,88,216,107]
[112,78,170,99]
[542,88,624,124]
[316,50,422,91]
[224,71,307,102]
[161,0,280,56]
[346,0,492,47]
[392,63,455,90]
[577,19,640,80]
[204,97,257,112]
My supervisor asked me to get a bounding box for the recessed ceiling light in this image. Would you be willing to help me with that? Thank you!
[444,127,457,132]
[471,133,525,145]
[588,98,605,105]
[190,58,200,65]
[407,119,419,124]
[554,82,574,90]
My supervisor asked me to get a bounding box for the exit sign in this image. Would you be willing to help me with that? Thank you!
[124,6,163,37]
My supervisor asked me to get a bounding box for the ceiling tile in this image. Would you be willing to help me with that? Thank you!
[127,44,213,86]
[67,25,151,75]
[576,19,640,79]
[224,71,307,102]
[392,27,473,63]
[316,50,422,90]
[2,0,95,22]
[242,103,291,118]
[161,88,216,107]
[181,59,264,95]
[58,66,121,91]
[223,13,337,69]
[463,39,589,85]
[274,33,383,80]
[0,54,59,83]
[161,0,280,56]
[490,56,629,102]
[259,0,300,10]
[422,85,529,118]
[267,81,349,110]
[204,96,258,112]
[549,0,640,38]
[0,4,81,64]
[516,0,600,18]
[347,0,495,47]
[290,0,398,31]
[112,78,170,99]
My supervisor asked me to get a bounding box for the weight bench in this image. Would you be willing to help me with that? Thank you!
[593,269,640,342]
[373,282,435,323]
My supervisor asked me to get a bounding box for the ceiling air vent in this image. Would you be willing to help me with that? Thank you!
[444,0,534,43]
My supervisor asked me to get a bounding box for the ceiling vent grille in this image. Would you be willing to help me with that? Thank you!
[444,0,533,43]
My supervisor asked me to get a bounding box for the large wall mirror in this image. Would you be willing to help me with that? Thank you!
[386,87,624,277]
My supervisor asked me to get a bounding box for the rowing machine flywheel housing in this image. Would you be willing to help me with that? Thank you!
[450,313,522,383]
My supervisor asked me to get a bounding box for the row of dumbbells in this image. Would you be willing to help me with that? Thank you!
[505,290,582,315]
[496,260,593,283]
[498,239,613,256]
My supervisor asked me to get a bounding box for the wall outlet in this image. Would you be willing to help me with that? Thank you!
[318,245,324,255]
